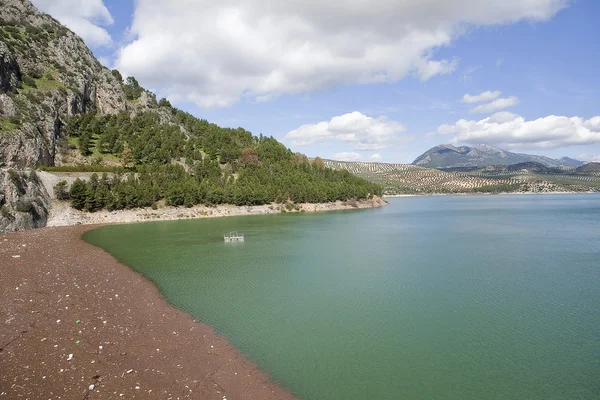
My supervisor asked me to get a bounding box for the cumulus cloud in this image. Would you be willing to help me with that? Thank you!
[115,0,567,107]
[370,154,382,161]
[31,0,113,47]
[285,112,405,150]
[437,112,600,150]
[578,154,600,162]
[462,90,501,103]
[333,152,362,162]
[470,96,519,114]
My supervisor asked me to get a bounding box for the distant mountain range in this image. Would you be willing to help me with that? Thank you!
[412,144,585,169]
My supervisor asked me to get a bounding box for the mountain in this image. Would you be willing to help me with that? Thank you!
[557,157,585,167]
[0,0,381,232]
[412,144,584,169]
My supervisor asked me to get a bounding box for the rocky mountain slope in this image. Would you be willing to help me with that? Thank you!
[0,0,126,168]
[413,144,584,169]
[0,0,381,232]
[0,0,130,230]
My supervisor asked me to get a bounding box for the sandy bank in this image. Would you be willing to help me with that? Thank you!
[0,225,298,399]
[46,196,387,227]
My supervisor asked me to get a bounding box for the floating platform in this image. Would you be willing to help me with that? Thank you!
[224,231,244,242]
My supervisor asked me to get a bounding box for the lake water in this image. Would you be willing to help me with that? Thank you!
[84,194,600,400]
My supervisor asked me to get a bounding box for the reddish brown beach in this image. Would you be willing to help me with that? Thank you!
[0,225,297,400]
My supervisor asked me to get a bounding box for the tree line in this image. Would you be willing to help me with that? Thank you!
[58,107,381,211]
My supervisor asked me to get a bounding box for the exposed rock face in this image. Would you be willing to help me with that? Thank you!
[0,0,127,169]
[0,41,20,91]
[0,168,50,232]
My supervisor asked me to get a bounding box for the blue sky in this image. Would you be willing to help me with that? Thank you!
[32,0,600,163]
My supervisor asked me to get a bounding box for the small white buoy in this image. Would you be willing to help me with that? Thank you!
[67,354,73,361]
[89,384,95,391]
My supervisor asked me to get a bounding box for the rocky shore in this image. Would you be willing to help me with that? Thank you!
[0,225,298,399]
[0,197,386,398]
[46,196,387,228]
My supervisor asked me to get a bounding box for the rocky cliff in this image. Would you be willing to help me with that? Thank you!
[0,0,126,169]
[0,0,130,231]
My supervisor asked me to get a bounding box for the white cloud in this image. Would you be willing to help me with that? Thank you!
[31,0,113,47]
[285,111,405,150]
[438,112,600,150]
[370,154,382,161]
[333,152,362,162]
[462,90,501,103]
[470,96,519,114]
[115,0,567,108]
[578,154,600,162]
[97,56,112,68]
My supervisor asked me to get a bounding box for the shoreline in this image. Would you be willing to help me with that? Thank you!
[0,224,299,399]
[46,197,388,228]
[383,191,599,198]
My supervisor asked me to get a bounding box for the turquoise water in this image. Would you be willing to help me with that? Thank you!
[84,194,600,399]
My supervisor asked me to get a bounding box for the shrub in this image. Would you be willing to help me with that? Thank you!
[91,155,103,166]
[1,205,13,219]
[111,69,123,83]
[53,180,70,200]
[30,68,43,79]
[22,75,37,88]
[158,98,171,108]
[15,200,33,213]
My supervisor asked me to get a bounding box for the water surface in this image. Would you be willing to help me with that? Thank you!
[85,194,600,400]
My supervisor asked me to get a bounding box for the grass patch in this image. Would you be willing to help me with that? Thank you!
[33,76,66,92]
[0,117,20,134]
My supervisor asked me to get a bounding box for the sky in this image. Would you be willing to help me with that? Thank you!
[31,0,600,164]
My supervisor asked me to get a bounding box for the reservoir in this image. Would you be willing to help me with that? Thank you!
[84,194,600,399]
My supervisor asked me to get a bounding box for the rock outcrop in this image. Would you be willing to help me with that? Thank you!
[0,41,21,91]
[0,168,50,232]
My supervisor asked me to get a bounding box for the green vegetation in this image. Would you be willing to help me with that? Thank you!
[53,180,70,200]
[470,183,524,193]
[40,165,127,173]
[322,159,600,194]
[123,76,144,100]
[59,110,380,211]
[0,117,20,133]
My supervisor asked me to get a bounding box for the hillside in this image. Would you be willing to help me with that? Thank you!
[321,159,522,194]
[322,159,600,195]
[412,144,584,169]
[0,0,381,232]
[576,162,600,174]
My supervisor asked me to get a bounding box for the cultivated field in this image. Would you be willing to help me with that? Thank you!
[322,160,600,194]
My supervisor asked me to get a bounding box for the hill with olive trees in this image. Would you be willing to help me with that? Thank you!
[321,159,600,194]
[0,0,381,232]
